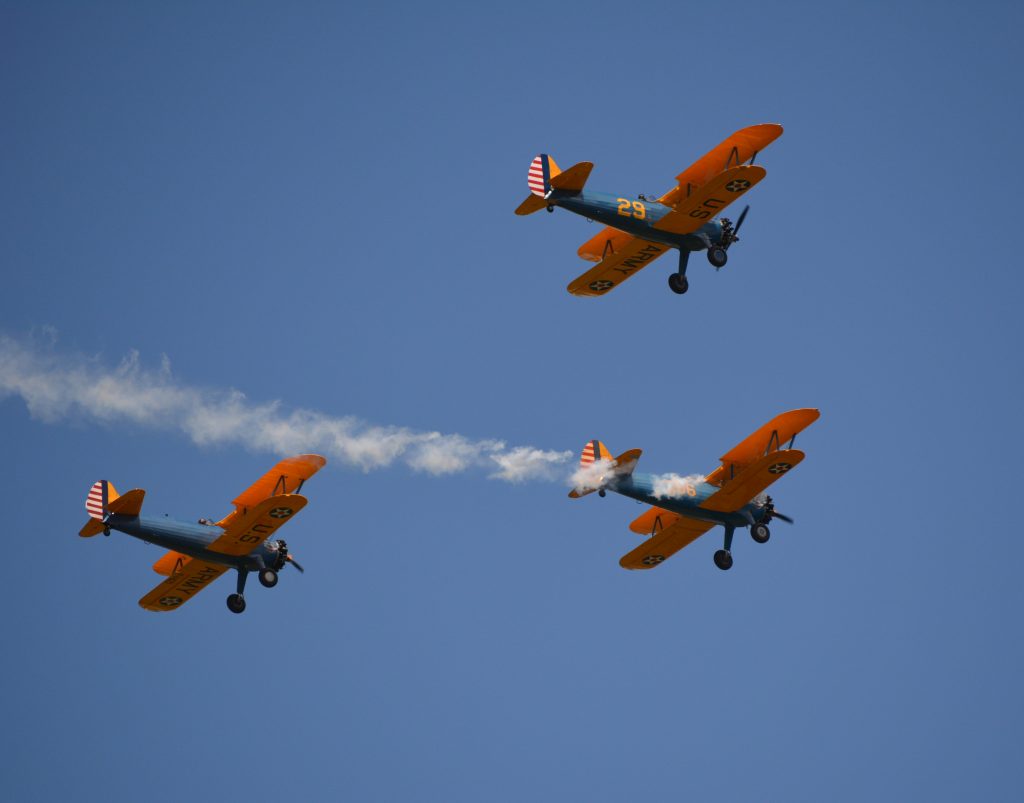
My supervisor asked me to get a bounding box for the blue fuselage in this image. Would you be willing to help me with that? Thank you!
[551,189,728,251]
[610,472,766,529]
[106,514,278,571]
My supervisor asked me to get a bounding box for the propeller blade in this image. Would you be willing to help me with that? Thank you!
[734,205,750,234]
[286,554,305,573]
[771,512,795,524]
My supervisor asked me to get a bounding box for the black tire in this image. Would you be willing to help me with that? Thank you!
[546,205,555,213]
[258,569,278,588]
[598,489,606,497]
[667,273,689,294]
[707,246,728,268]
[750,523,771,544]
[713,549,733,571]
[226,594,246,614]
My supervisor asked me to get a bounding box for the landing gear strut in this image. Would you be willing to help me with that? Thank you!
[227,569,249,614]
[713,526,735,570]
[668,250,690,294]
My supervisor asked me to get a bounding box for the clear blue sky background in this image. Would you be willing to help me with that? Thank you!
[3,2,1023,800]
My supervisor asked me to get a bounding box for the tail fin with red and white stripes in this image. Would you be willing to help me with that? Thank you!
[568,439,613,498]
[80,480,120,537]
[568,440,643,499]
[514,154,562,215]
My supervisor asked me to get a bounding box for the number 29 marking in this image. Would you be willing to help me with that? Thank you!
[617,198,646,220]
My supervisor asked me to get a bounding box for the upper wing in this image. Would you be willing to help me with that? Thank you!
[566,238,671,297]
[619,513,716,570]
[138,556,228,612]
[652,165,766,236]
[704,409,819,487]
[700,449,805,513]
[230,454,326,509]
[659,124,783,207]
[208,493,307,556]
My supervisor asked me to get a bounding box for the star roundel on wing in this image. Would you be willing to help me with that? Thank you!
[159,596,183,607]
[589,279,615,292]
[269,507,294,519]
[641,555,665,566]
[725,179,751,192]
[768,462,792,475]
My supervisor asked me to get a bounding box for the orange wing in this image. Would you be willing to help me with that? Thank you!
[700,449,805,513]
[566,238,672,297]
[705,409,819,487]
[619,515,716,570]
[138,557,228,612]
[208,494,307,557]
[652,165,766,236]
[660,123,783,207]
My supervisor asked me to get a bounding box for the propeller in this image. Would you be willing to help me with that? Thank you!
[721,205,750,248]
[272,539,305,573]
[764,495,794,524]
[734,204,750,235]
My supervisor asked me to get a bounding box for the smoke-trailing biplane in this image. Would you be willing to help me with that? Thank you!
[78,454,326,614]
[515,124,783,297]
[570,409,818,571]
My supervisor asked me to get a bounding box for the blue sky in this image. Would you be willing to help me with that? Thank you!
[2,2,1023,800]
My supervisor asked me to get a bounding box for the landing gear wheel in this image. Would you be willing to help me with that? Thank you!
[713,549,733,571]
[667,273,689,294]
[707,246,728,268]
[226,594,246,614]
[546,204,555,213]
[598,489,606,497]
[258,568,278,588]
[103,526,110,536]
[750,523,771,544]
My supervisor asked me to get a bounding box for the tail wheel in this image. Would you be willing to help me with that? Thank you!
[750,523,771,544]
[226,594,246,614]
[713,549,733,571]
[707,246,728,268]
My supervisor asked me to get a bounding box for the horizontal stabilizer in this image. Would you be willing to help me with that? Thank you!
[108,489,145,517]
[79,519,105,538]
[515,194,548,216]
[549,161,593,193]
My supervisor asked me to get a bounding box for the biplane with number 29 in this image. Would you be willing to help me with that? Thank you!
[78,454,326,614]
[570,409,819,571]
[515,124,783,297]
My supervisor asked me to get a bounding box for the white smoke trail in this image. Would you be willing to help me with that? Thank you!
[651,473,706,499]
[0,334,571,482]
[568,458,616,494]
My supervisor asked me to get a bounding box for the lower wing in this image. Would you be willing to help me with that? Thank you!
[566,238,671,297]
[138,556,228,612]
[620,510,715,570]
